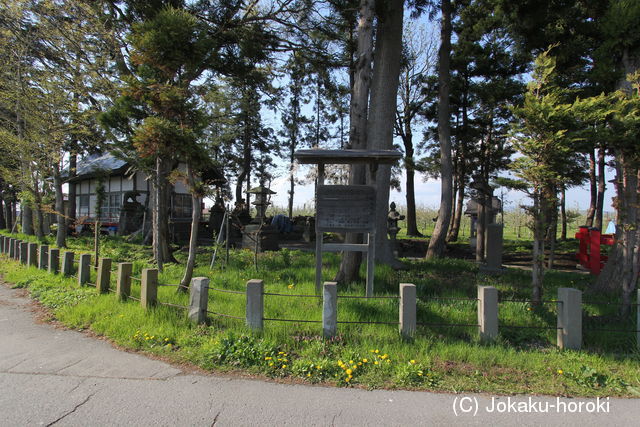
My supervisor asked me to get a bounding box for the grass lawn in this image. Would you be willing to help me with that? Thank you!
[1,231,639,397]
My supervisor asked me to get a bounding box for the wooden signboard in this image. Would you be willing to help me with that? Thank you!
[316,185,375,233]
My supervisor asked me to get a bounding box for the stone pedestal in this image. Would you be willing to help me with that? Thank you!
[480,224,504,273]
[241,224,279,252]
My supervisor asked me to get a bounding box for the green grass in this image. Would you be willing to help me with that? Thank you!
[1,231,639,397]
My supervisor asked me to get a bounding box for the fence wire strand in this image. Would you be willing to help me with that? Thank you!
[206,310,243,320]
[336,320,400,325]
[207,287,244,295]
[416,322,480,328]
[501,324,561,330]
[263,292,321,298]
[127,295,140,302]
[338,295,400,300]
[158,301,188,310]
[263,317,322,323]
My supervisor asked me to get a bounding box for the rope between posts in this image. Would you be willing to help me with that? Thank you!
[206,287,244,295]
[421,297,478,302]
[206,310,243,320]
[336,320,400,325]
[501,324,562,330]
[583,328,640,333]
[338,295,400,300]
[262,292,321,298]
[416,322,480,328]
[131,277,141,282]
[262,317,322,323]
[158,301,188,310]
[499,299,561,304]
[127,295,140,302]
[107,288,116,294]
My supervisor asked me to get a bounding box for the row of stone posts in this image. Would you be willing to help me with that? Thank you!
[2,235,639,350]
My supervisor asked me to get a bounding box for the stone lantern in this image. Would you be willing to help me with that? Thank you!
[247,184,276,224]
[241,184,279,252]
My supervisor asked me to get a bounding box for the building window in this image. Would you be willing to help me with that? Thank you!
[101,193,122,222]
[78,195,90,218]
[172,194,192,218]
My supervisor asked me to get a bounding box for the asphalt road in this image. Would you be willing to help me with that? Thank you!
[0,281,638,426]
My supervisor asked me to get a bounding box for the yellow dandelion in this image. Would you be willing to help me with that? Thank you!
[164,338,169,342]
[374,361,379,365]
[307,373,311,377]
[349,360,354,364]
[282,365,287,369]
[265,357,272,360]
[375,350,379,354]
[269,362,274,367]
[362,358,368,363]
[410,360,416,364]
[557,369,564,375]
[346,369,352,375]
[345,377,351,382]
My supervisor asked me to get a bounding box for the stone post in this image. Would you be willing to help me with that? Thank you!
[557,288,582,350]
[96,258,112,294]
[14,239,20,260]
[636,289,639,351]
[399,283,416,339]
[9,238,15,258]
[38,245,48,270]
[245,279,264,331]
[478,286,499,341]
[61,251,74,276]
[48,248,59,274]
[323,281,338,339]
[78,253,91,286]
[483,224,504,271]
[0,236,5,253]
[116,262,132,301]
[20,242,28,264]
[189,277,210,325]
[27,242,37,266]
[140,268,158,309]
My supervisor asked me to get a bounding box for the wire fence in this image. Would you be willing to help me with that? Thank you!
[206,310,243,320]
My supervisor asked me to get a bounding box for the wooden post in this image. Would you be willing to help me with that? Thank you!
[478,286,498,341]
[116,262,132,301]
[78,253,91,286]
[399,283,416,339]
[245,279,264,331]
[366,232,375,297]
[189,277,210,324]
[48,248,60,274]
[61,251,74,276]
[8,238,15,258]
[557,288,582,350]
[27,242,37,266]
[315,164,325,294]
[96,258,111,294]
[38,245,48,270]
[140,268,158,309]
[323,281,337,339]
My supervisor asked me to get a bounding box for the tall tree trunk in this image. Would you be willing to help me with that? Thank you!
[22,204,34,235]
[595,147,606,230]
[447,173,457,242]
[368,0,404,266]
[3,196,12,230]
[585,148,596,227]
[560,185,567,241]
[179,163,201,291]
[67,152,77,230]
[54,169,66,248]
[404,142,422,236]
[531,191,546,305]
[476,193,486,262]
[153,156,176,270]
[335,0,375,284]
[426,0,453,259]
[0,196,5,229]
[448,179,464,242]
[288,153,295,219]
[593,48,639,314]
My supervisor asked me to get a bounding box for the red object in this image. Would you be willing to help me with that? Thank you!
[575,226,615,274]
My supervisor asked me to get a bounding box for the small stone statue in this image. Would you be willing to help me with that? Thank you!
[387,202,405,256]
